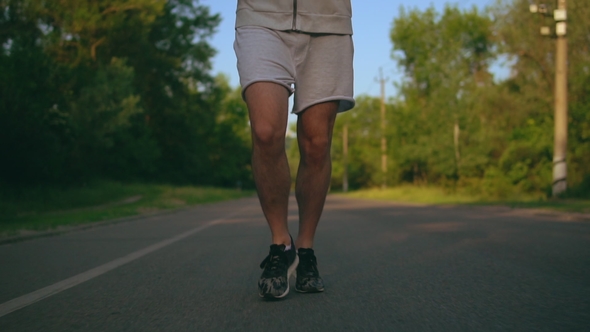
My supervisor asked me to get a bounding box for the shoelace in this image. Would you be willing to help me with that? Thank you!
[260,251,287,271]
[298,254,319,276]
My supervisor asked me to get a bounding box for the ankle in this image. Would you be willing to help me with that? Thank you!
[271,234,292,247]
[295,239,313,249]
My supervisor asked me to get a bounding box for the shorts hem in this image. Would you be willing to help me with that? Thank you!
[241,80,295,101]
[293,96,355,114]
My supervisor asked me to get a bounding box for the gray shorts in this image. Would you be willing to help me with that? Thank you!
[234,26,355,114]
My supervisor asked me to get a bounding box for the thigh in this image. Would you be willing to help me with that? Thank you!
[245,82,290,139]
[296,101,339,147]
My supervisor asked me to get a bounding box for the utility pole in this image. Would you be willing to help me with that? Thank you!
[530,0,568,196]
[377,68,389,189]
[454,120,460,166]
[343,124,349,192]
[553,0,568,196]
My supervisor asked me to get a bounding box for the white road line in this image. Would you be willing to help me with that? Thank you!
[0,209,247,318]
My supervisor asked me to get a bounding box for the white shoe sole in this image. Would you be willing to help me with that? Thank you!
[259,255,299,299]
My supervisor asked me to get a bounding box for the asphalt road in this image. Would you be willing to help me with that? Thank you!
[0,196,589,331]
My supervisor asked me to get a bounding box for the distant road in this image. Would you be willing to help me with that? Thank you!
[1,196,589,331]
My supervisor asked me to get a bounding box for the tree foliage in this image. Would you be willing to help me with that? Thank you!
[328,0,589,198]
[0,0,253,187]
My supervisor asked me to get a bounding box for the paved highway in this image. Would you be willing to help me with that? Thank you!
[1,196,589,331]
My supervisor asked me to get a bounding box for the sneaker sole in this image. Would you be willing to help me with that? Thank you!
[295,284,325,293]
[259,255,299,299]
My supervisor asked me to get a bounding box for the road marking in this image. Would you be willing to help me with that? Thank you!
[0,209,247,318]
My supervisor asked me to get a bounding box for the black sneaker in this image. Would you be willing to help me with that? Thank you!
[295,248,325,293]
[258,238,298,299]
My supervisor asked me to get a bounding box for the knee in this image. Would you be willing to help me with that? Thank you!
[252,124,285,150]
[300,135,331,164]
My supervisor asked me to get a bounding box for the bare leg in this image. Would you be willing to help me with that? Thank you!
[244,82,292,246]
[295,101,338,249]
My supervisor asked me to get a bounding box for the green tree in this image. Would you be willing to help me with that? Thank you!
[203,75,252,188]
[1,0,252,188]
[390,5,495,185]
[0,0,72,184]
[330,95,389,190]
[491,0,590,196]
[384,0,589,198]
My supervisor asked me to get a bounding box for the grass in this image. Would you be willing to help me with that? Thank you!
[0,181,254,236]
[2,182,586,238]
[340,185,590,214]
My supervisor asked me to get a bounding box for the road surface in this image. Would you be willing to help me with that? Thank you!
[1,196,589,331]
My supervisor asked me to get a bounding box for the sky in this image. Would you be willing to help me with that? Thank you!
[201,0,498,121]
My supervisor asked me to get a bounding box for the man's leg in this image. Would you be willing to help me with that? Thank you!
[246,82,300,299]
[295,101,339,249]
[293,101,337,294]
[244,82,291,246]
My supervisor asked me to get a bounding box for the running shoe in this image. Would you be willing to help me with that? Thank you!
[258,238,298,299]
[295,248,325,293]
